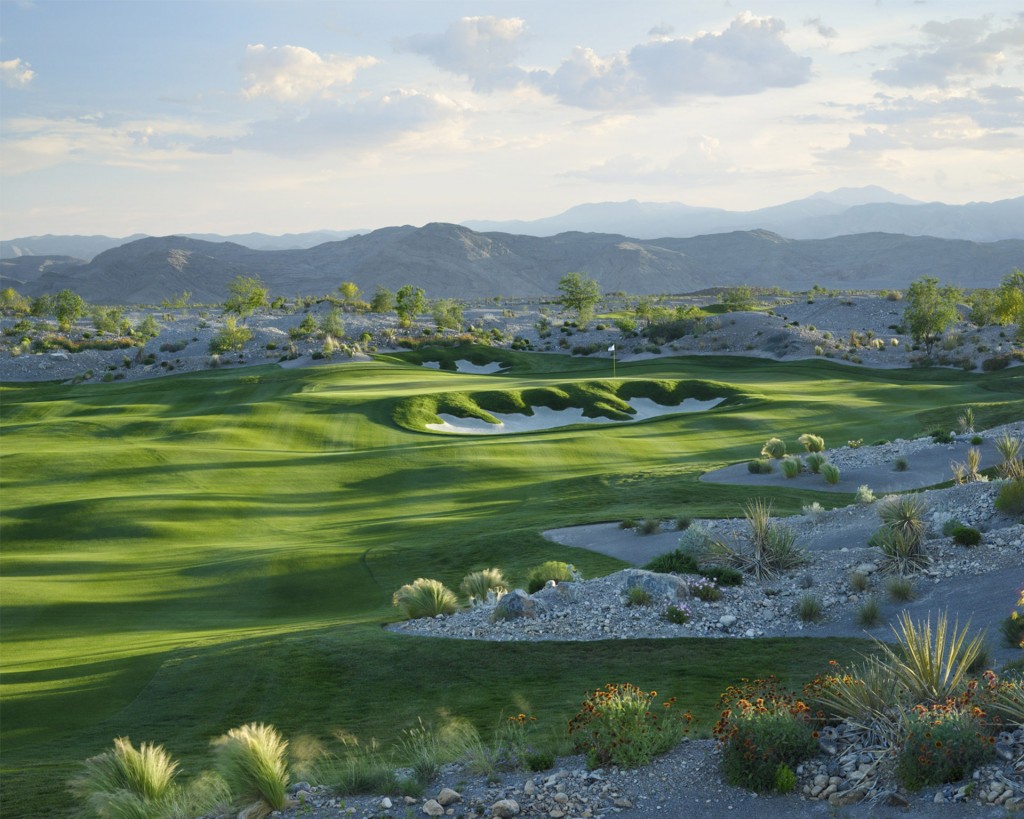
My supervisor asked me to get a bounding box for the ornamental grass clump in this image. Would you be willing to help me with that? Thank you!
[760,437,786,459]
[713,678,816,793]
[857,594,882,628]
[796,593,824,623]
[798,433,825,453]
[568,683,692,769]
[70,737,180,819]
[392,578,458,619]
[526,561,576,593]
[460,568,508,605]
[805,453,826,474]
[821,463,841,485]
[996,478,1024,516]
[748,458,773,474]
[212,722,289,814]
[780,457,802,479]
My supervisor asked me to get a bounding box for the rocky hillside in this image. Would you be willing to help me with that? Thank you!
[20,224,1024,304]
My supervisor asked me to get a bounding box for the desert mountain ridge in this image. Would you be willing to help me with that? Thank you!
[5,223,1022,305]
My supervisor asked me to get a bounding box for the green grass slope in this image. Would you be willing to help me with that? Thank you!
[2,352,1021,816]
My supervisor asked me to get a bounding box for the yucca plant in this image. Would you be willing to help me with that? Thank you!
[460,568,508,605]
[950,448,982,483]
[877,494,928,543]
[70,737,179,819]
[714,499,805,581]
[212,722,290,815]
[875,611,987,704]
[392,578,459,618]
[805,453,826,474]
[957,407,975,434]
[797,433,825,452]
[876,528,929,575]
[995,432,1024,479]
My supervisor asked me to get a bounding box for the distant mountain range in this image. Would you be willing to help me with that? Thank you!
[3,188,1022,263]
[462,188,1024,242]
[7,223,1022,305]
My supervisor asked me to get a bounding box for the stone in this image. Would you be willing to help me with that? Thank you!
[381,797,393,809]
[422,799,444,816]
[880,790,911,808]
[829,787,868,806]
[553,792,569,803]
[493,590,540,620]
[532,581,578,609]
[436,788,461,806]
[719,614,737,628]
[523,780,536,796]
[490,798,520,817]
[613,797,633,808]
[619,569,689,601]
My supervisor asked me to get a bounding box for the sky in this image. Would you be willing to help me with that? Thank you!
[1,0,1022,237]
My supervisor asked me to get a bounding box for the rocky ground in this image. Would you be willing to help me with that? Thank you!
[1,292,1020,384]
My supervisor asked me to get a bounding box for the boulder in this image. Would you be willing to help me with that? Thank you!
[531,581,578,610]
[490,799,520,817]
[617,569,689,601]
[436,787,461,806]
[493,590,541,620]
[422,798,444,816]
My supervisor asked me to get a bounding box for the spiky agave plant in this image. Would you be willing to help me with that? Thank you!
[212,722,290,815]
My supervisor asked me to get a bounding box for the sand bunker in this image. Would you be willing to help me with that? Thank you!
[425,397,724,434]
[421,359,507,374]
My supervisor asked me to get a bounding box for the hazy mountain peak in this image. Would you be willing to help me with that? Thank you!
[806,186,922,207]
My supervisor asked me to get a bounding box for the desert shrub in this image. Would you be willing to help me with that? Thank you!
[568,683,692,768]
[856,484,876,504]
[392,578,459,619]
[857,595,882,627]
[780,457,802,479]
[675,515,692,531]
[638,518,661,535]
[971,434,983,445]
[941,518,961,536]
[526,561,576,593]
[643,549,698,575]
[896,707,992,791]
[678,524,715,556]
[849,571,869,592]
[805,453,826,474]
[619,518,637,530]
[802,501,825,518]
[951,525,981,547]
[886,575,916,602]
[209,317,252,354]
[715,499,805,581]
[699,565,744,587]
[626,587,652,607]
[821,463,841,485]
[760,437,786,459]
[212,722,289,812]
[714,678,816,793]
[996,479,1024,516]
[797,433,825,453]
[663,603,692,624]
[931,429,955,444]
[318,737,398,796]
[70,737,180,818]
[689,576,722,602]
[748,458,773,474]
[894,456,909,472]
[460,568,508,604]
[795,594,823,623]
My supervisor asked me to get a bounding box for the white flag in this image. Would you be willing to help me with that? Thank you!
[608,344,615,352]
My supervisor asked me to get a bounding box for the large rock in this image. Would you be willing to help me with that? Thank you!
[617,569,689,602]
[490,799,520,817]
[493,590,542,620]
[531,581,579,610]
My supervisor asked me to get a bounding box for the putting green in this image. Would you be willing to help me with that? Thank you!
[2,350,1021,816]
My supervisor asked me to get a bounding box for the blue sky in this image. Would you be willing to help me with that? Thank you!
[1,1,1022,236]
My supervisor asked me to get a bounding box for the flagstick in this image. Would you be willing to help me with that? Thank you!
[612,347,616,379]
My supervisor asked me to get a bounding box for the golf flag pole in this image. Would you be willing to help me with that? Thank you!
[609,344,616,379]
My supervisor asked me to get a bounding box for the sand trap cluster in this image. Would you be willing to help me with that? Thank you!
[420,359,508,374]
[425,397,724,434]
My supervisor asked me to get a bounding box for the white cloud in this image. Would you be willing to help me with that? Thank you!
[196,90,465,157]
[874,14,1024,88]
[804,17,838,39]
[241,44,378,101]
[1,57,35,88]
[397,16,528,92]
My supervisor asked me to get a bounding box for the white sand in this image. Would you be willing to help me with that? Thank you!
[420,359,507,374]
[425,397,724,434]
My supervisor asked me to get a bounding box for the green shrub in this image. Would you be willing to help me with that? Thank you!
[317,738,398,796]
[797,433,825,453]
[690,577,722,602]
[1001,609,1024,649]
[856,485,876,504]
[951,525,981,546]
[780,457,802,479]
[675,515,692,531]
[460,568,508,604]
[678,524,715,556]
[857,595,882,628]
[568,683,692,768]
[760,437,786,459]
[70,737,180,818]
[886,576,915,603]
[638,518,661,535]
[795,594,823,623]
[805,453,826,474]
[714,679,816,793]
[663,603,692,624]
[212,722,289,812]
[931,429,955,444]
[699,565,744,587]
[392,578,459,619]
[643,549,698,575]
[619,518,637,530]
[526,561,576,593]
[996,479,1024,516]
[894,456,909,471]
[774,763,797,794]
[821,463,841,485]
[626,587,652,607]
[748,458,773,474]
[896,707,992,791]
[208,317,253,354]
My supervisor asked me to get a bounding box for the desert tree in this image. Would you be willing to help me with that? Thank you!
[902,276,962,353]
[432,298,464,332]
[54,289,86,332]
[370,285,394,313]
[557,271,601,328]
[223,275,269,321]
[395,285,426,328]
[994,268,1024,340]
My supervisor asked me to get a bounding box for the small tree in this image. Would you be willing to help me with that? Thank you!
[319,306,344,339]
[558,272,601,328]
[0,287,30,315]
[338,281,361,304]
[54,289,86,332]
[370,285,394,313]
[30,293,55,318]
[722,286,756,311]
[432,298,463,332]
[395,285,426,329]
[223,275,269,320]
[994,269,1024,340]
[902,276,962,353]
